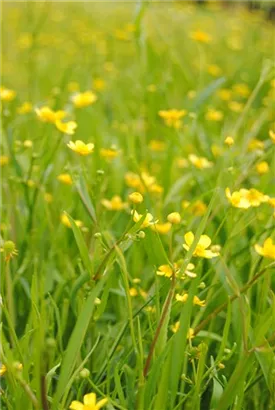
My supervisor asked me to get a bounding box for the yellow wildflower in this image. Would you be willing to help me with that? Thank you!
[23,140,33,148]
[190,30,212,43]
[217,88,232,101]
[69,392,108,410]
[183,231,220,259]
[188,154,213,169]
[205,109,224,121]
[56,120,77,135]
[246,189,269,207]
[167,212,181,225]
[207,64,222,76]
[171,321,180,333]
[101,196,127,211]
[128,192,143,204]
[158,109,187,129]
[180,263,197,279]
[151,222,172,234]
[0,86,16,101]
[61,213,83,228]
[190,200,207,216]
[93,78,106,91]
[17,102,32,114]
[129,288,138,297]
[248,139,264,152]
[228,101,244,113]
[35,106,66,123]
[67,140,94,156]
[100,147,119,160]
[175,293,206,306]
[72,91,97,108]
[233,83,250,98]
[0,240,18,262]
[57,173,73,185]
[156,264,174,278]
[254,238,275,260]
[132,210,156,228]
[224,136,234,146]
[269,130,275,143]
[225,188,251,209]
[256,161,269,175]
[0,156,9,166]
[149,140,166,152]
[0,365,7,376]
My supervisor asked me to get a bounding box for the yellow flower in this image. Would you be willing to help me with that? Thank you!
[246,189,269,207]
[205,109,223,122]
[0,240,18,262]
[57,173,73,185]
[128,192,143,204]
[149,140,166,152]
[100,147,119,160]
[23,140,33,148]
[151,222,172,235]
[67,140,94,156]
[17,102,32,114]
[269,130,275,143]
[158,109,187,129]
[190,30,212,43]
[180,263,197,279]
[93,78,106,91]
[35,106,66,123]
[228,101,244,113]
[233,83,250,98]
[254,238,275,260]
[190,200,207,216]
[132,210,156,228]
[224,136,234,146]
[248,139,264,152]
[207,64,222,77]
[171,321,180,333]
[217,88,232,101]
[56,120,77,135]
[72,91,97,108]
[183,231,220,259]
[187,328,195,339]
[0,156,9,166]
[61,213,83,228]
[101,196,127,211]
[225,188,251,209]
[171,323,194,339]
[0,86,16,101]
[188,154,213,169]
[69,392,108,410]
[256,161,269,175]
[167,212,181,225]
[0,364,7,376]
[129,288,138,297]
[175,293,206,306]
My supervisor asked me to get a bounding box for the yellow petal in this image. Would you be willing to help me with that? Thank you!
[69,401,84,410]
[84,392,97,406]
[184,231,194,247]
[198,235,211,249]
[96,398,108,409]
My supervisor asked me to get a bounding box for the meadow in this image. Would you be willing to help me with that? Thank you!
[1,1,275,409]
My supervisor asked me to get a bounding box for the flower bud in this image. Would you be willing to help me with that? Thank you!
[128,192,143,204]
[167,212,181,224]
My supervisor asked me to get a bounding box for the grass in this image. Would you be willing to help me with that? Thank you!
[1,2,275,410]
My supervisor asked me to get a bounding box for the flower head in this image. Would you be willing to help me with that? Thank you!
[56,120,77,135]
[190,30,212,44]
[254,238,275,260]
[72,91,97,108]
[151,222,172,234]
[1,86,16,101]
[67,140,94,156]
[132,210,156,228]
[17,102,32,114]
[69,392,108,410]
[188,154,213,169]
[225,188,251,209]
[158,109,187,129]
[100,147,119,161]
[35,106,66,123]
[167,212,181,225]
[61,213,83,228]
[101,196,127,211]
[0,240,18,262]
[183,231,219,259]
[128,192,143,204]
[57,173,73,185]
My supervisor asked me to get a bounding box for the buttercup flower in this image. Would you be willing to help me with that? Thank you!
[57,173,73,185]
[205,109,223,121]
[188,154,213,169]
[101,196,127,211]
[269,130,275,143]
[246,189,269,207]
[61,213,83,228]
[190,30,212,43]
[183,231,220,259]
[158,109,187,129]
[167,212,181,224]
[256,161,269,175]
[69,392,108,410]
[149,140,166,152]
[0,86,16,101]
[67,140,94,155]
[17,102,32,114]
[0,156,9,166]
[190,200,207,216]
[128,192,143,204]
[248,139,264,152]
[0,365,7,376]
[151,222,172,234]
[224,136,234,146]
[72,91,97,108]
[254,238,275,260]
[56,120,77,135]
[0,240,18,262]
[225,188,251,209]
[35,106,66,123]
[175,293,206,306]
[131,210,156,228]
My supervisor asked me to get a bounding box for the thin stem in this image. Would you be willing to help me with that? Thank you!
[194,261,275,335]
